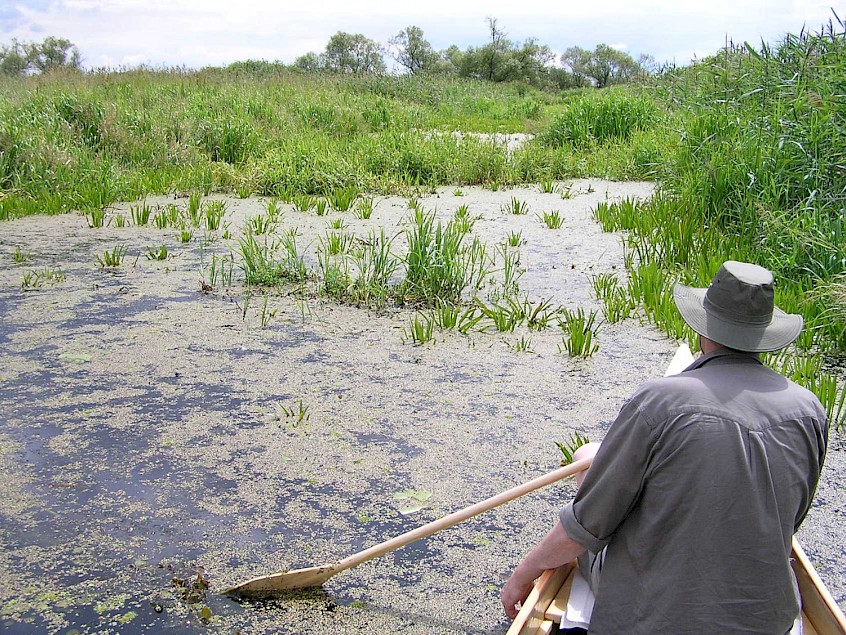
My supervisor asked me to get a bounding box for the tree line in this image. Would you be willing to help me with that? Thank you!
[0,36,81,75]
[293,20,654,89]
[1,21,653,89]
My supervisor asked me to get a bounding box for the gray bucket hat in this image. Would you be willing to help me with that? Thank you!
[673,261,803,352]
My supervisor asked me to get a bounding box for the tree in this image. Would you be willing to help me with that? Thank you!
[293,52,321,72]
[512,38,556,87]
[0,36,81,75]
[439,45,464,76]
[320,32,385,74]
[561,44,644,88]
[479,16,511,81]
[0,39,30,76]
[388,26,440,74]
[29,36,81,72]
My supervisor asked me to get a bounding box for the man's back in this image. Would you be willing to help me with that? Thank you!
[561,349,828,634]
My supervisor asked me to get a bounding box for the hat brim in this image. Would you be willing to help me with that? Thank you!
[673,283,803,352]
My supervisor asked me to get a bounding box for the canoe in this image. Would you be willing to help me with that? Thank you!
[506,538,846,635]
[508,345,846,635]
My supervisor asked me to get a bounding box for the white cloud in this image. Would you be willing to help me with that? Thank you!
[2,0,838,69]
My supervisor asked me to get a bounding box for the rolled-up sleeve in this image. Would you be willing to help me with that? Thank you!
[559,393,656,552]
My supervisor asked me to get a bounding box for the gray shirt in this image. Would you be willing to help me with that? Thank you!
[560,349,828,634]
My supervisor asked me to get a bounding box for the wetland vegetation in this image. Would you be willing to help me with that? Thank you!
[1,13,846,635]
[4,16,843,426]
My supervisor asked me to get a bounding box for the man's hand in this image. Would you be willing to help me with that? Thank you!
[500,520,587,621]
[501,567,536,619]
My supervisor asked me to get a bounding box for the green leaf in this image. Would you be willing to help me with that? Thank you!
[59,352,92,364]
[392,489,433,502]
[397,502,428,515]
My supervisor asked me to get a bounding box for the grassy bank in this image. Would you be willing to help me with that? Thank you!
[0,68,662,221]
[593,20,846,426]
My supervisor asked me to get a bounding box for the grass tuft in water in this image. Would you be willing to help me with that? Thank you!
[539,210,564,229]
[556,431,591,465]
[502,196,529,215]
[130,201,152,226]
[405,312,435,345]
[145,245,168,261]
[96,245,127,267]
[558,307,600,357]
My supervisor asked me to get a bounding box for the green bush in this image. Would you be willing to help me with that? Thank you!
[542,90,658,147]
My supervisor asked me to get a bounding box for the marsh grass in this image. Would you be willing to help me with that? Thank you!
[348,228,400,308]
[321,230,355,256]
[204,200,227,230]
[278,228,309,284]
[130,201,152,226]
[186,193,204,227]
[315,199,329,217]
[431,302,460,330]
[451,204,480,235]
[506,231,525,248]
[503,197,529,215]
[293,194,316,213]
[264,198,283,219]
[145,245,168,261]
[525,296,558,330]
[96,245,127,267]
[400,207,489,306]
[626,262,691,344]
[86,208,107,228]
[12,246,30,263]
[766,351,846,431]
[259,295,278,327]
[558,307,600,357]
[406,312,435,345]
[247,214,275,235]
[328,185,358,212]
[539,210,564,229]
[497,243,524,297]
[238,227,309,287]
[276,399,310,429]
[543,90,658,148]
[354,197,373,219]
[0,70,641,222]
[476,298,520,333]
[513,335,533,352]
[591,272,635,323]
[178,229,193,243]
[539,178,559,194]
[556,431,591,465]
[113,214,127,228]
[21,268,65,289]
[208,253,235,288]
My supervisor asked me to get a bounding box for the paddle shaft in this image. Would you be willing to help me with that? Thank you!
[331,456,594,576]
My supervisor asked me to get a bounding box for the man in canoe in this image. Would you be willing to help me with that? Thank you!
[502,261,828,634]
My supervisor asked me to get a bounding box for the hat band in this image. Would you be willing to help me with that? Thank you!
[703,293,772,327]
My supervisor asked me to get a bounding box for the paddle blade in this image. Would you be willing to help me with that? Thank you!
[222,564,339,597]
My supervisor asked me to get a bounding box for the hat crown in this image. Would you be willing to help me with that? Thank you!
[704,261,774,326]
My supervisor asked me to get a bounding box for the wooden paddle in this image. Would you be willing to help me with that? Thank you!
[222,456,594,597]
[224,346,695,598]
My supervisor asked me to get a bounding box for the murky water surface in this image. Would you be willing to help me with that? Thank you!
[1,182,842,634]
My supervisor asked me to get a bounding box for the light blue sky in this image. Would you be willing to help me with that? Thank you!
[1,0,839,70]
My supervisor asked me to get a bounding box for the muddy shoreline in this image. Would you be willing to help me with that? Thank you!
[1,181,842,634]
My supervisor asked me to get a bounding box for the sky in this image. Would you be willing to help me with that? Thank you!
[0,0,840,71]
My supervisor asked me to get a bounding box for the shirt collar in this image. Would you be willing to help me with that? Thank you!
[684,347,763,373]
